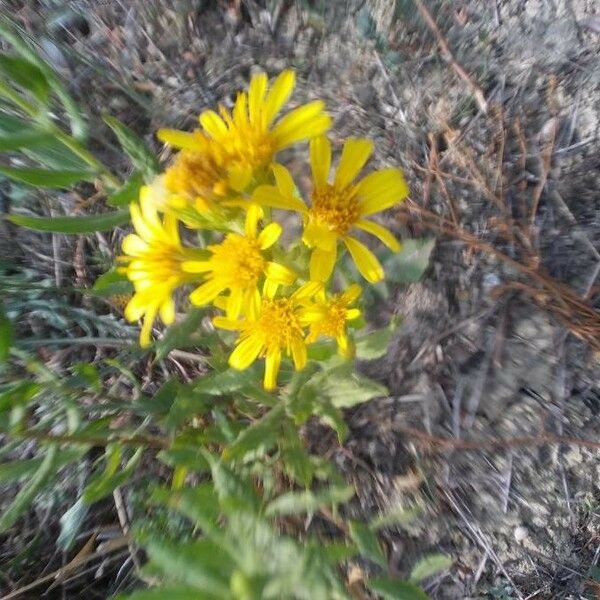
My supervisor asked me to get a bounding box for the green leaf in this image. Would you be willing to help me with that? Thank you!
[58,498,89,550]
[203,451,260,514]
[355,319,400,360]
[0,302,13,361]
[158,446,210,474]
[0,444,58,532]
[155,309,208,359]
[0,165,94,187]
[313,364,388,409]
[24,136,90,171]
[145,538,232,595]
[0,53,50,103]
[8,210,129,233]
[0,457,43,483]
[90,268,133,297]
[0,130,53,151]
[83,447,142,503]
[0,382,40,415]
[156,484,221,534]
[383,238,435,284]
[349,521,387,567]
[104,116,160,180]
[108,171,144,207]
[313,399,349,443]
[370,507,420,531]
[368,577,429,600]
[409,554,452,583]
[265,485,355,517]
[116,585,212,600]
[223,404,285,462]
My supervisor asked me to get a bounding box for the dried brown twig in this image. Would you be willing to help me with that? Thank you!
[414,0,488,114]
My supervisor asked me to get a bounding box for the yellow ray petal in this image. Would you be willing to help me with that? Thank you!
[252,185,306,213]
[230,335,263,370]
[157,129,206,151]
[334,138,373,190]
[124,293,146,322]
[271,163,297,199]
[291,337,307,371]
[257,222,282,249]
[122,234,149,257]
[129,203,155,243]
[227,164,253,192]
[264,69,295,126]
[213,316,242,331]
[199,110,228,139]
[357,168,409,216]
[227,288,244,319]
[245,203,262,238]
[244,287,261,320]
[309,136,331,188]
[181,260,212,273]
[309,247,336,282]
[139,303,159,348]
[302,221,336,251]
[345,308,361,320]
[265,261,296,285]
[344,236,384,283]
[263,349,282,390]
[341,283,363,304]
[248,71,268,123]
[271,101,331,149]
[233,92,248,127]
[189,278,226,306]
[355,219,401,251]
[159,297,176,325]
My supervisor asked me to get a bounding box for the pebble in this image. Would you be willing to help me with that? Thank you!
[514,525,529,543]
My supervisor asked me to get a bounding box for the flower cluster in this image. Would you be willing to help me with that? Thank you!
[117,70,409,389]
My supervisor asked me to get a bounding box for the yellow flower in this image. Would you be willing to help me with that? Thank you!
[303,284,362,358]
[120,186,199,347]
[213,282,321,390]
[182,207,296,319]
[253,136,409,283]
[157,69,332,209]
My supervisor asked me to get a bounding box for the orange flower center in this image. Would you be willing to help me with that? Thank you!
[310,184,360,235]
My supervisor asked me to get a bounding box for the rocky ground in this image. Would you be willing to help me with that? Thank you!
[2,0,600,598]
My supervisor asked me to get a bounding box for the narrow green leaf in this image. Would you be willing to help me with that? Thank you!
[0,444,58,532]
[203,451,260,514]
[313,399,349,443]
[409,554,452,583]
[158,446,210,474]
[108,171,144,207]
[265,485,355,517]
[104,116,160,180]
[58,498,89,550]
[368,577,429,600]
[0,53,50,103]
[155,309,208,359]
[0,302,13,361]
[349,521,387,567]
[8,210,129,233]
[0,457,43,483]
[0,130,53,151]
[0,165,93,187]
[156,484,221,535]
[83,447,142,503]
[383,238,435,284]
[223,404,285,461]
[355,320,399,361]
[90,268,133,297]
[145,538,232,595]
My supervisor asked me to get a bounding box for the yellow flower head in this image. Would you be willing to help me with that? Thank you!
[213,282,321,390]
[183,207,296,319]
[303,284,362,358]
[120,186,199,347]
[253,136,409,283]
[158,69,332,209]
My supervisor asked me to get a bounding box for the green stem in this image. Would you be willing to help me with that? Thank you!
[53,129,121,189]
